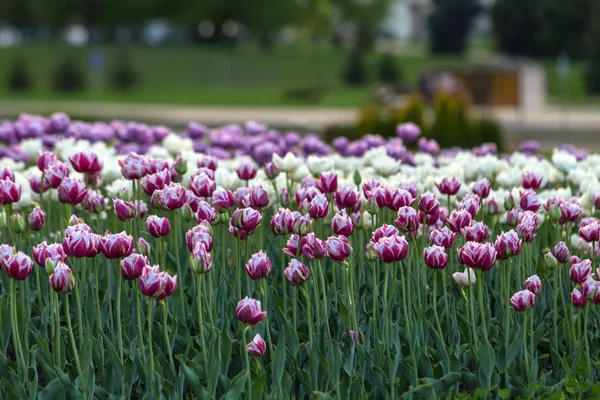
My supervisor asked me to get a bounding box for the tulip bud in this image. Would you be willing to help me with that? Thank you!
[549,205,561,222]
[45,257,56,274]
[545,252,558,269]
[247,334,267,357]
[10,212,25,234]
[175,154,187,175]
[178,203,195,222]
[5,252,33,280]
[510,290,536,311]
[264,162,280,179]
[353,169,362,187]
[113,198,137,222]
[137,238,151,256]
[570,259,592,283]
[453,268,476,286]
[28,206,46,231]
[423,245,449,269]
[551,241,570,263]
[365,243,378,262]
[523,275,542,294]
[246,251,272,280]
[292,214,312,236]
[571,288,588,308]
[367,197,379,215]
[138,265,164,297]
[285,258,310,286]
[121,254,148,280]
[192,243,213,274]
[49,262,75,293]
[218,211,230,224]
[146,215,171,238]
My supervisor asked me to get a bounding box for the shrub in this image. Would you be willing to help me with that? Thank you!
[342,49,368,86]
[52,54,86,93]
[7,57,33,92]
[110,51,140,92]
[377,53,402,86]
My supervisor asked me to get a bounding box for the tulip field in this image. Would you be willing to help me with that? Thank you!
[2,113,600,398]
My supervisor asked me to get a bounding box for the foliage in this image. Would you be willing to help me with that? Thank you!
[6,57,33,92]
[109,51,140,92]
[428,0,480,55]
[584,0,600,94]
[52,54,86,93]
[342,49,368,86]
[377,53,402,86]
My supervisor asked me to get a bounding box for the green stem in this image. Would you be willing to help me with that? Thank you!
[242,327,252,400]
[477,270,488,339]
[10,279,27,380]
[94,258,104,365]
[433,272,449,362]
[116,265,123,363]
[162,303,176,374]
[135,283,146,360]
[173,214,185,319]
[196,274,209,377]
[65,294,85,385]
[73,258,84,345]
[371,262,378,344]
[147,300,155,394]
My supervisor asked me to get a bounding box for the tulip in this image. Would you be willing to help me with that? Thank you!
[49,262,75,293]
[429,226,457,249]
[361,179,381,199]
[494,230,522,259]
[369,186,392,208]
[436,176,461,196]
[545,252,558,269]
[389,189,414,211]
[423,245,449,269]
[446,209,472,232]
[99,232,135,259]
[581,277,598,297]
[236,297,267,325]
[418,192,439,215]
[63,231,98,258]
[186,223,213,253]
[138,265,164,297]
[236,161,258,181]
[264,162,280,179]
[29,175,49,194]
[326,235,352,263]
[571,288,588,308]
[194,201,216,225]
[516,218,537,243]
[5,252,33,280]
[453,268,477,286]
[192,243,213,274]
[113,198,137,221]
[291,214,312,236]
[332,209,354,236]
[121,254,148,280]
[69,150,103,174]
[472,178,491,199]
[579,221,600,243]
[26,207,45,231]
[283,234,301,257]
[212,188,235,211]
[285,258,311,285]
[374,235,409,264]
[57,178,87,205]
[249,185,269,209]
[519,190,541,212]
[396,122,421,143]
[559,202,581,224]
[190,173,216,198]
[154,272,178,300]
[246,251,272,280]
[521,171,543,190]
[159,183,186,210]
[308,194,329,219]
[0,244,15,270]
[394,206,420,232]
[334,187,360,212]
[510,290,536,311]
[461,221,489,242]
[137,238,151,256]
[233,187,251,208]
[0,178,21,204]
[523,275,542,294]
[146,215,171,237]
[32,242,67,268]
[296,186,319,205]
[458,241,497,271]
[458,194,480,218]
[145,158,170,175]
[141,169,171,195]
[230,207,262,239]
[10,212,25,234]
[37,151,58,172]
[300,233,326,261]
[247,334,267,357]
[370,224,399,244]
[119,152,146,180]
[551,241,570,263]
[570,259,592,284]
[84,191,106,213]
[270,208,295,235]
[44,161,69,188]
[315,171,338,194]
[197,156,218,171]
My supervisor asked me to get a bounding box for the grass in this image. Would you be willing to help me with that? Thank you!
[0,43,595,107]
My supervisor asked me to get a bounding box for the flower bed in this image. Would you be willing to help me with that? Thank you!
[0,113,599,398]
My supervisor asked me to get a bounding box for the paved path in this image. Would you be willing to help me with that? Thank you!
[1,100,599,149]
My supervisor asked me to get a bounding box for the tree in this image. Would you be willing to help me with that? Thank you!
[584,0,600,94]
[428,0,480,55]
[536,0,591,58]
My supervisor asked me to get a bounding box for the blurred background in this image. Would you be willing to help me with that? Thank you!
[1,0,599,149]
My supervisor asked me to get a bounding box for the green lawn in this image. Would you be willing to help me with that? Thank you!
[0,43,595,107]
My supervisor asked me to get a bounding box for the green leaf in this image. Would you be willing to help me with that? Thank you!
[478,339,495,385]
[177,355,204,398]
[226,371,248,400]
[272,336,286,385]
[506,323,524,365]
